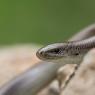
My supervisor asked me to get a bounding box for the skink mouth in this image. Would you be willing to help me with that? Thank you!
[36,53,62,61]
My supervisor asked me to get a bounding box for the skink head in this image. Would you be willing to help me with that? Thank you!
[37,43,67,60]
[36,42,86,63]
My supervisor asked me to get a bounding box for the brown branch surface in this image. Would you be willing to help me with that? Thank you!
[0,44,40,87]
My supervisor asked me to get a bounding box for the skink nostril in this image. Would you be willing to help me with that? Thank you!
[36,49,45,59]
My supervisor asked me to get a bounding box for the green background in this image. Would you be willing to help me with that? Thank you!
[0,0,95,45]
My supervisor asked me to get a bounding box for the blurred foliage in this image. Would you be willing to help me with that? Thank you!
[0,0,95,45]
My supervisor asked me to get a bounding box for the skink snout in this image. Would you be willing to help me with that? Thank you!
[36,45,56,60]
[36,48,47,60]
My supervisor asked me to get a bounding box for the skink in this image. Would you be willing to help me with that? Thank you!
[0,24,95,95]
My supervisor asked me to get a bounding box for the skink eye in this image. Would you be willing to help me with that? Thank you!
[49,49,60,54]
